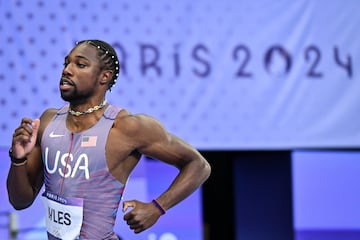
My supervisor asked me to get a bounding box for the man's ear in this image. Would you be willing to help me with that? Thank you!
[100,70,113,85]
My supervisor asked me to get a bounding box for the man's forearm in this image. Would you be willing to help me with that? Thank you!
[7,167,37,210]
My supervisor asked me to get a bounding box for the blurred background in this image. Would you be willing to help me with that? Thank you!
[0,0,359,239]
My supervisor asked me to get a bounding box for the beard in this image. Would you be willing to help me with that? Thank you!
[60,87,93,105]
[60,89,78,102]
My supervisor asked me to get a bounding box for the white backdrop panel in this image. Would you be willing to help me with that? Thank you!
[0,0,359,149]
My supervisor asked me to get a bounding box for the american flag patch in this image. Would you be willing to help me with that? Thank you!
[81,136,97,147]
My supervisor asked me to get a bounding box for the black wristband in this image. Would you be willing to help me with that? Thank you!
[152,199,166,215]
[9,148,27,164]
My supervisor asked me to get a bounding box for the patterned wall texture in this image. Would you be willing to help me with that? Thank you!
[1,0,359,149]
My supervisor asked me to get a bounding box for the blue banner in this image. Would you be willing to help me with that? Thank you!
[0,0,359,149]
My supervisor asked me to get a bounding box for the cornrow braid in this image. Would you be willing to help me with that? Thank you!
[76,40,120,91]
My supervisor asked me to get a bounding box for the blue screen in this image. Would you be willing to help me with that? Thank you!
[292,150,360,240]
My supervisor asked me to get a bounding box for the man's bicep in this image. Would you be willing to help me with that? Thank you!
[130,114,197,164]
[141,133,197,168]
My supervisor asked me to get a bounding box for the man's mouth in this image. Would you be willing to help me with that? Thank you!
[60,78,74,91]
[60,78,74,86]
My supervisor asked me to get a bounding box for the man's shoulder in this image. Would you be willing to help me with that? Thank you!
[41,108,59,119]
[114,111,162,133]
[116,111,158,124]
[37,108,60,143]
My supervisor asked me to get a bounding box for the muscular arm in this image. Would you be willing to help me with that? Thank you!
[139,130,211,211]
[119,113,211,233]
[7,143,43,209]
[7,109,56,209]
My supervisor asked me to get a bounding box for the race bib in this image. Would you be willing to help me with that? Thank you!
[41,191,84,240]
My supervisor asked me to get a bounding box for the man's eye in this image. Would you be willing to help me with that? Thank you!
[77,63,86,68]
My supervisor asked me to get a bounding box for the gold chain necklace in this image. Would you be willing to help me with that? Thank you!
[68,99,107,116]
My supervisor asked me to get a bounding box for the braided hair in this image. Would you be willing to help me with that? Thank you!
[76,40,120,91]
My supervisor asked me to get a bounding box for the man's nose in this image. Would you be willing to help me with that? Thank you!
[62,63,73,76]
